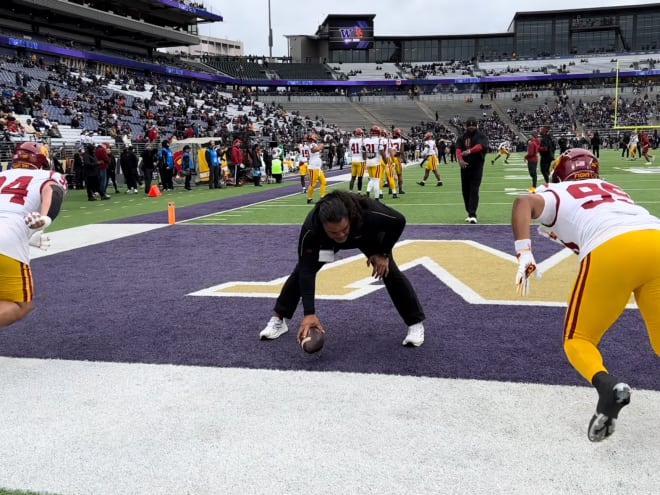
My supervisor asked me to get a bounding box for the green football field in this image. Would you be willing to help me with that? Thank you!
[52,150,660,230]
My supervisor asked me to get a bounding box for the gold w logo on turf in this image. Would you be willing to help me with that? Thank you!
[188,240,620,307]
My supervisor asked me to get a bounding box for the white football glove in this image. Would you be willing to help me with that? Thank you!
[24,212,52,230]
[29,231,51,251]
[515,249,541,296]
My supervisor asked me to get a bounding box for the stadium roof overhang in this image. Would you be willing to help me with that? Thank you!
[6,0,202,47]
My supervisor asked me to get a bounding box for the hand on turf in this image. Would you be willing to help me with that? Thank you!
[297,314,324,341]
[515,249,541,296]
[24,212,52,230]
[28,231,51,250]
[367,254,390,280]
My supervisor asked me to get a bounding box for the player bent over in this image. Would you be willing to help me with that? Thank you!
[260,190,426,347]
[512,148,660,442]
[0,142,67,328]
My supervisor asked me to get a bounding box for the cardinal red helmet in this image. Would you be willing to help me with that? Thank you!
[392,128,402,137]
[370,125,381,136]
[424,132,433,140]
[551,148,599,183]
[354,128,364,137]
[12,142,50,170]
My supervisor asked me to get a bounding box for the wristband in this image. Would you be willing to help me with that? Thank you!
[514,239,532,253]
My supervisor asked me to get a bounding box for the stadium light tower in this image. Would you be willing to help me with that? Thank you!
[268,0,273,57]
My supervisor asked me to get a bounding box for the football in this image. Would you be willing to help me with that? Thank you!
[299,325,325,353]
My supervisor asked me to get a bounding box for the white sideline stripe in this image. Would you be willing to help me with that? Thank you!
[0,357,657,495]
[30,224,167,258]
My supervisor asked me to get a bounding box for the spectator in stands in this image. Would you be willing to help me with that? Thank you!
[40,113,52,131]
[23,119,40,140]
[147,125,159,143]
[455,117,488,224]
[70,113,81,129]
[140,143,157,194]
[47,122,62,139]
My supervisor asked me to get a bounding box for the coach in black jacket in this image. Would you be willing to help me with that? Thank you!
[456,117,489,224]
[259,190,426,347]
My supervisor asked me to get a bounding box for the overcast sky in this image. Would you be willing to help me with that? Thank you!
[198,0,659,57]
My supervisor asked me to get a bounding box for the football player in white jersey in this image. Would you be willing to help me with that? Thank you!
[378,128,398,199]
[416,132,443,187]
[388,128,407,195]
[305,133,326,204]
[363,125,386,199]
[0,142,67,328]
[297,136,311,193]
[491,139,511,164]
[511,148,660,443]
[348,128,366,193]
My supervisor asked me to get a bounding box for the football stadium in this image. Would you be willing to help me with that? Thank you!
[0,1,659,494]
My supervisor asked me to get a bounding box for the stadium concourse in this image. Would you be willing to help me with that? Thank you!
[0,177,659,495]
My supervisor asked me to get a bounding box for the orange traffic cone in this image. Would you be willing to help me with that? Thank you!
[148,185,162,197]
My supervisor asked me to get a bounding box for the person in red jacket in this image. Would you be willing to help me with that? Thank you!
[230,139,244,186]
[524,130,541,192]
[639,130,654,164]
[94,143,111,198]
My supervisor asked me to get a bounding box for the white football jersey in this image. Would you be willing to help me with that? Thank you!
[308,143,323,170]
[536,179,660,260]
[498,141,511,151]
[348,137,364,163]
[422,139,437,157]
[0,168,66,263]
[363,136,383,167]
[389,137,404,157]
[298,143,310,163]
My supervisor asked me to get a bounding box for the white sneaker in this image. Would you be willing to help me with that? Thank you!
[469,217,478,224]
[259,316,288,340]
[402,322,424,346]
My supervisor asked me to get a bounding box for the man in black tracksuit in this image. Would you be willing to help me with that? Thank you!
[455,117,489,224]
[259,190,426,347]
[539,125,556,185]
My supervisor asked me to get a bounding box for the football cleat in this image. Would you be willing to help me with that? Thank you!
[588,373,631,442]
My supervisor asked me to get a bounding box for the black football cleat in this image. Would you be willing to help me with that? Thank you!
[587,372,631,442]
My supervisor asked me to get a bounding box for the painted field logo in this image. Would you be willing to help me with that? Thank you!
[187,240,632,307]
